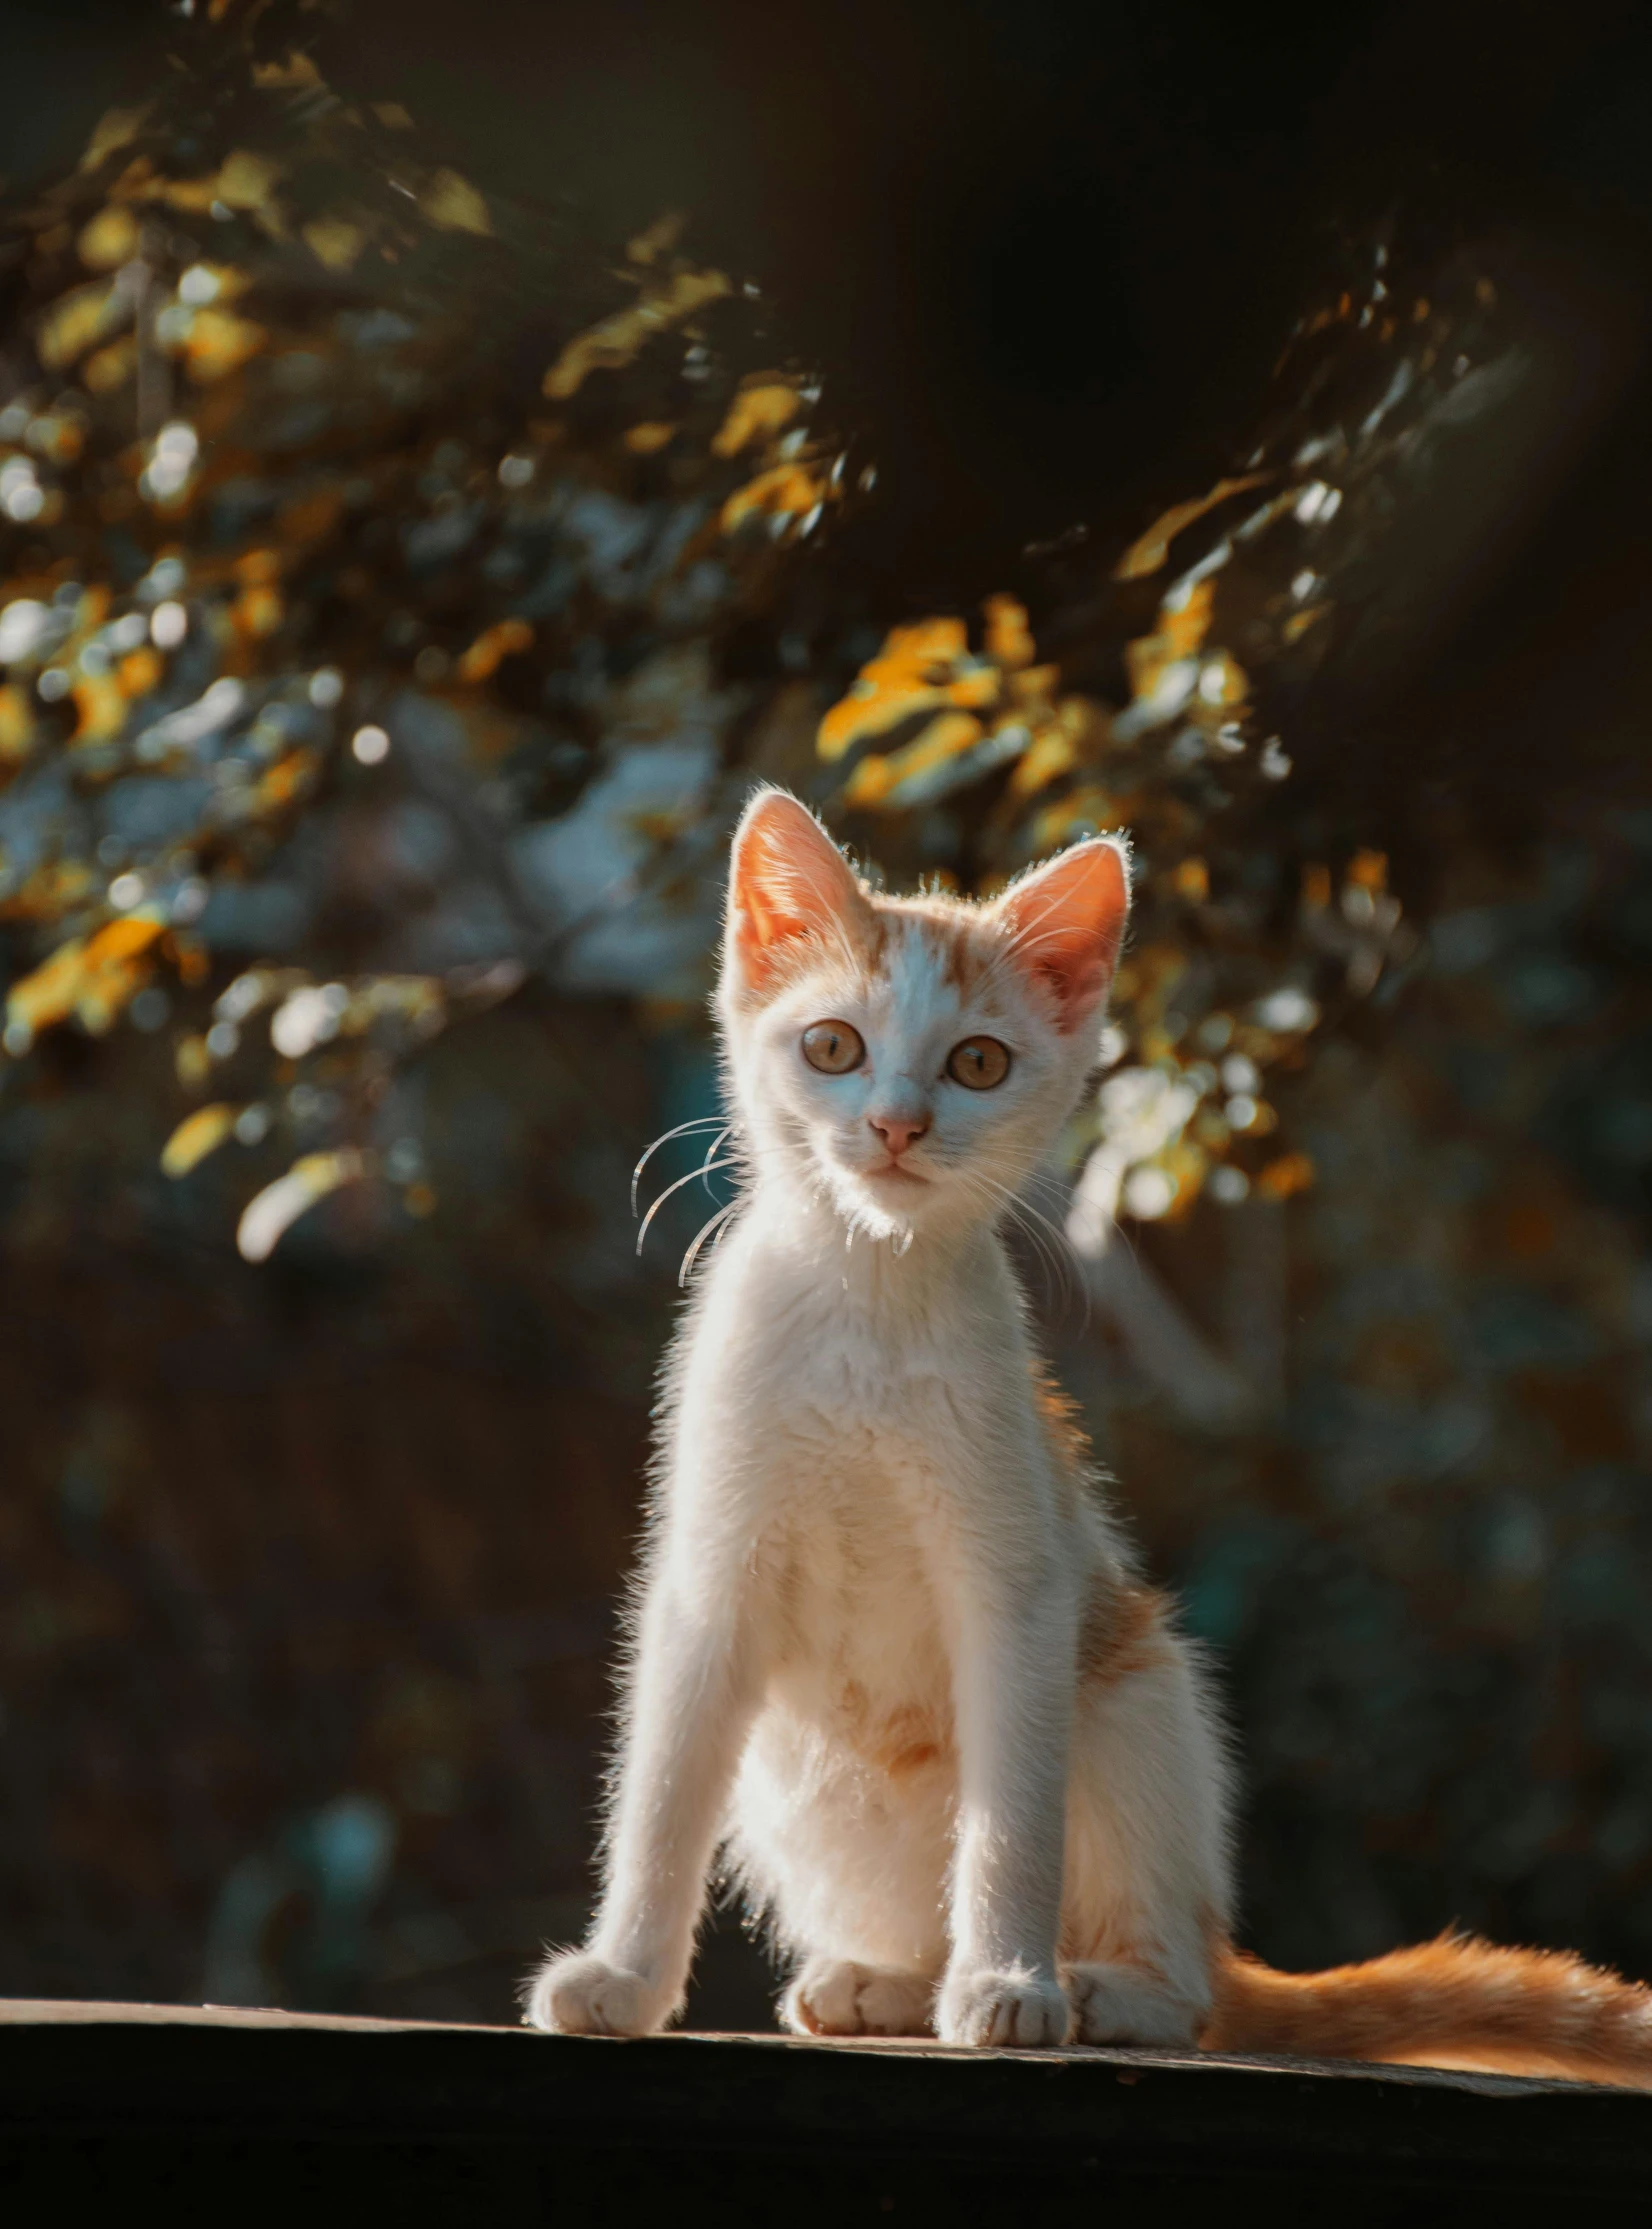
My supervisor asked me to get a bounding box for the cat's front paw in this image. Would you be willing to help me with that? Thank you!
[937,1965,1072,2049]
[523,1950,672,2037]
[782,1958,935,2038]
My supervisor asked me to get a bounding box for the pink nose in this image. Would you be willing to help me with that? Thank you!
[869,1111,930,1158]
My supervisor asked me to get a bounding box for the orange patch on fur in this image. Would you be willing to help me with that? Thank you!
[838,1684,952,1780]
[1076,1581,1171,1689]
[862,892,1014,1012]
[1033,1363,1092,1477]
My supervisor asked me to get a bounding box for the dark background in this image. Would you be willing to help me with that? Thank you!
[4,0,1652,2029]
[18,1,1650,587]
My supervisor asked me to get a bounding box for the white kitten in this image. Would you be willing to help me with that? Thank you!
[526,787,1652,2080]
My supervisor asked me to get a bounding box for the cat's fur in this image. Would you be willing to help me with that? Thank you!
[526,786,1652,2081]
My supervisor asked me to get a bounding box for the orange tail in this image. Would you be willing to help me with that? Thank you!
[1204,1933,1652,2088]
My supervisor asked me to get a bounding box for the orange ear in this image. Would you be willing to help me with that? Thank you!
[726,789,870,992]
[991,838,1130,1032]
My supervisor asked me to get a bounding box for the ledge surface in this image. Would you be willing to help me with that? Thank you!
[3,1998,1649,2220]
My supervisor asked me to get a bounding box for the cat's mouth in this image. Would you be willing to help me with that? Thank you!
[863,1160,930,1185]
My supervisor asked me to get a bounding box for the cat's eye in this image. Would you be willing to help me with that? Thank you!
[946,1036,1011,1090]
[801,1020,866,1075]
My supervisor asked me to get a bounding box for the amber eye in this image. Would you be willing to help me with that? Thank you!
[801,1020,866,1075]
[946,1036,1011,1090]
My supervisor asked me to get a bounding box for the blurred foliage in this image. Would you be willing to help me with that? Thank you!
[2,0,1652,2024]
[0,0,865,1269]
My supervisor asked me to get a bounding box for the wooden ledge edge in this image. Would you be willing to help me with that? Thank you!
[0,1999,1640,2097]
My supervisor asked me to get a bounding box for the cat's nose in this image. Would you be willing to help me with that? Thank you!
[868,1110,930,1158]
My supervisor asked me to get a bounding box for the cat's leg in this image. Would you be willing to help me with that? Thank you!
[931,1521,1083,2049]
[727,1711,949,2038]
[1059,1588,1234,2049]
[526,1551,761,2037]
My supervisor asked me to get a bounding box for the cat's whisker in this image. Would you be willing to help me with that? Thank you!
[964,1166,1089,1329]
[679,1197,742,1287]
[636,1159,740,1256]
[632,1117,729,1217]
[696,1126,734,1196]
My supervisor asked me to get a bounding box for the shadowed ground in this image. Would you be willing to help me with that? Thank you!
[1,1997,1649,2219]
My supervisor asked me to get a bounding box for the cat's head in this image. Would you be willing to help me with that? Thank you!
[718,787,1130,1239]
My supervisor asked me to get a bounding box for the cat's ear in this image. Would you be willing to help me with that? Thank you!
[725,788,871,994]
[990,836,1130,1033]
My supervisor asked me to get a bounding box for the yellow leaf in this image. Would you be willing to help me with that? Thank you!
[983,594,1035,669]
[79,105,152,174]
[842,709,984,809]
[86,914,166,966]
[1161,579,1215,660]
[7,938,88,1033]
[118,646,162,698]
[37,281,125,370]
[420,169,491,236]
[624,422,677,454]
[841,753,894,807]
[83,337,137,394]
[1114,473,1271,581]
[4,912,161,1038]
[1125,578,1214,704]
[817,618,986,761]
[711,381,802,458]
[175,1034,210,1089]
[232,582,283,640]
[1007,662,1061,708]
[252,52,325,91]
[543,268,732,400]
[184,308,265,383]
[0,684,34,762]
[457,618,533,684]
[1282,603,1329,645]
[72,912,167,1034]
[215,150,284,214]
[77,205,140,271]
[156,178,221,217]
[719,459,831,536]
[244,749,318,815]
[1007,724,1076,798]
[302,217,365,272]
[71,673,127,744]
[161,1103,239,1177]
